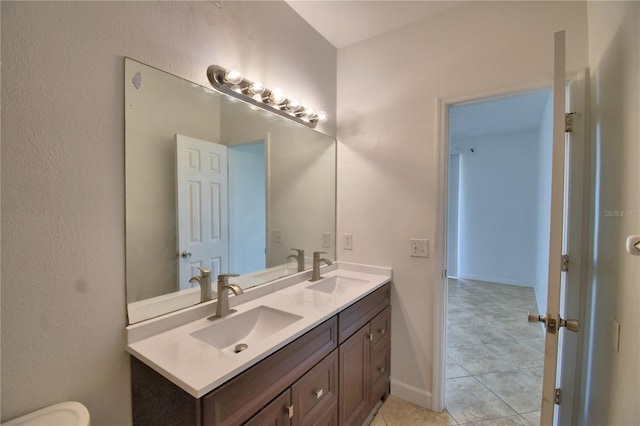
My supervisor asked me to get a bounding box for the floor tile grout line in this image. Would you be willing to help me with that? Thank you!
[470,374,521,417]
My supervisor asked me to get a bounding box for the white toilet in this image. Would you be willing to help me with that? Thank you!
[2,402,90,426]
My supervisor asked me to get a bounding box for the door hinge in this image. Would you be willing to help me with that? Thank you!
[555,388,562,405]
[561,254,569,272]
[565,112,576,133]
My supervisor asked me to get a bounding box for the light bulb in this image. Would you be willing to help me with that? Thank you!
[249,81,265,95]
[286,98,302,112]
[316,111,328,123]
[269,88,286,105]
[303,106,316,118]
[224,70,243,85]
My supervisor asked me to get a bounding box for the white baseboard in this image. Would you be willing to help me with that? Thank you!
[457,273,532,287]
[390,379,432,410]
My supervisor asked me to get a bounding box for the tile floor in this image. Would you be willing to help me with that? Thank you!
[370,278,544,425]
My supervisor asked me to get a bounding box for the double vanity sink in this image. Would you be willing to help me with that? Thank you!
[126,262,391,399]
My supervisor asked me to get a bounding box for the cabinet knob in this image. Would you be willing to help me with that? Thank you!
[378,327,386,336]
[313,388,324,399]
[368,333,374,342]
[378,366,386,374]
[285,405,294,419]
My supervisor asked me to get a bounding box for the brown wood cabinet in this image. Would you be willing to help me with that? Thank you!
[338,304,391,426]
[131,283,390,426]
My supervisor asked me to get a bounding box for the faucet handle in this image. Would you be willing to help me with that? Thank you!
[290,248,304,255]
[217,273,240,283]
[313,251,327,258]
[197,266,211,277]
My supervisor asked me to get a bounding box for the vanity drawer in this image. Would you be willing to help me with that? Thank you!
[202,317,337,425]
[244,389,291,426]
[370,306,391,355]
[338,283,390,343]
[291,350,338,425]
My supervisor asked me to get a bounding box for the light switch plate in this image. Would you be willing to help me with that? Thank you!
[344,234,353,250]
[321,232,331,248]
[271,229,282,243]
[410,238,429,258]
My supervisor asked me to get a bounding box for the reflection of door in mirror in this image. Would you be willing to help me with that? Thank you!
[176,135,228,290]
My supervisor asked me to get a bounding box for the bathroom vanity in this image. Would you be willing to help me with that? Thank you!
[127,263,391,425]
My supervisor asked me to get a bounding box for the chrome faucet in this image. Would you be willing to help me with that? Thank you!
[189,266,213,303]
[310,251,333,282]
[210,273,244,319]
[287,248,305,272]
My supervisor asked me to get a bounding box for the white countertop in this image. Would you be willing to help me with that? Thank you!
[126,262,392,398]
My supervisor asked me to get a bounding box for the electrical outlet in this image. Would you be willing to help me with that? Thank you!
[410,238,429,258]
[271,228,283,243]
[321,232,331,248]
[344,234,353,250]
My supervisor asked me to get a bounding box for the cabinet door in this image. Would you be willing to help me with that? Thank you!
[245,390,292,426]
[369,343,390,410]
[338,325,370,426]
[291,350,338,425]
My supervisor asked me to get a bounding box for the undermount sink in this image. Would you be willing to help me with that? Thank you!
[306,275,369,294]
[190,306,302,351]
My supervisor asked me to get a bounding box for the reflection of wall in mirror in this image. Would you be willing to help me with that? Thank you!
[125,59,221,302]
[268,128,336,267]
[221,104,337,269]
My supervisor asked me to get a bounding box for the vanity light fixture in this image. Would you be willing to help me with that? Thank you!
[207,65,327,128]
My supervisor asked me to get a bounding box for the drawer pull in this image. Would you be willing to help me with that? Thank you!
[286,405,294,419]
[378,327,386,336]
[368,333,374,342]
[378,366,386,374]
[314,388,324,399]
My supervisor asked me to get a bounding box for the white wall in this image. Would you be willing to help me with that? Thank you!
[534,92,554,313]
[580,2,640,424]
[0,2,336,424]
[337,1,587,408]
[455,131,539,287]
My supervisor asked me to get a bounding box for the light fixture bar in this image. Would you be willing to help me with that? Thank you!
[206,65,327,129]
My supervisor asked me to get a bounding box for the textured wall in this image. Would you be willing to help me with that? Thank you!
[337,1,587,408]
[0,2,335,424]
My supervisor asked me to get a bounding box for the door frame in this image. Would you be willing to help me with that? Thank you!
[432,71,586,416]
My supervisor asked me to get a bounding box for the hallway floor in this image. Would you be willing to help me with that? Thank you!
[446,278,543,425]
[371,278,543,425]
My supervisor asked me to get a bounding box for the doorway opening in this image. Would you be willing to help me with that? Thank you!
[444,88,553,424]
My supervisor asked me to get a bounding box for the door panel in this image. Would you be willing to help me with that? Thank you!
[537,31,585,426]
[176,134,229,290]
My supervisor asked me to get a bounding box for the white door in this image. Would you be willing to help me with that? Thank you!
[534,31,585,426]
[176,134,229,290]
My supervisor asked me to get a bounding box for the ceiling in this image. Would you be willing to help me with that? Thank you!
[286,1,553,143]
[285,1,462,49]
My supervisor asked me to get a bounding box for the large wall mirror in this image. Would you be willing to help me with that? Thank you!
[125,58,336,324]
